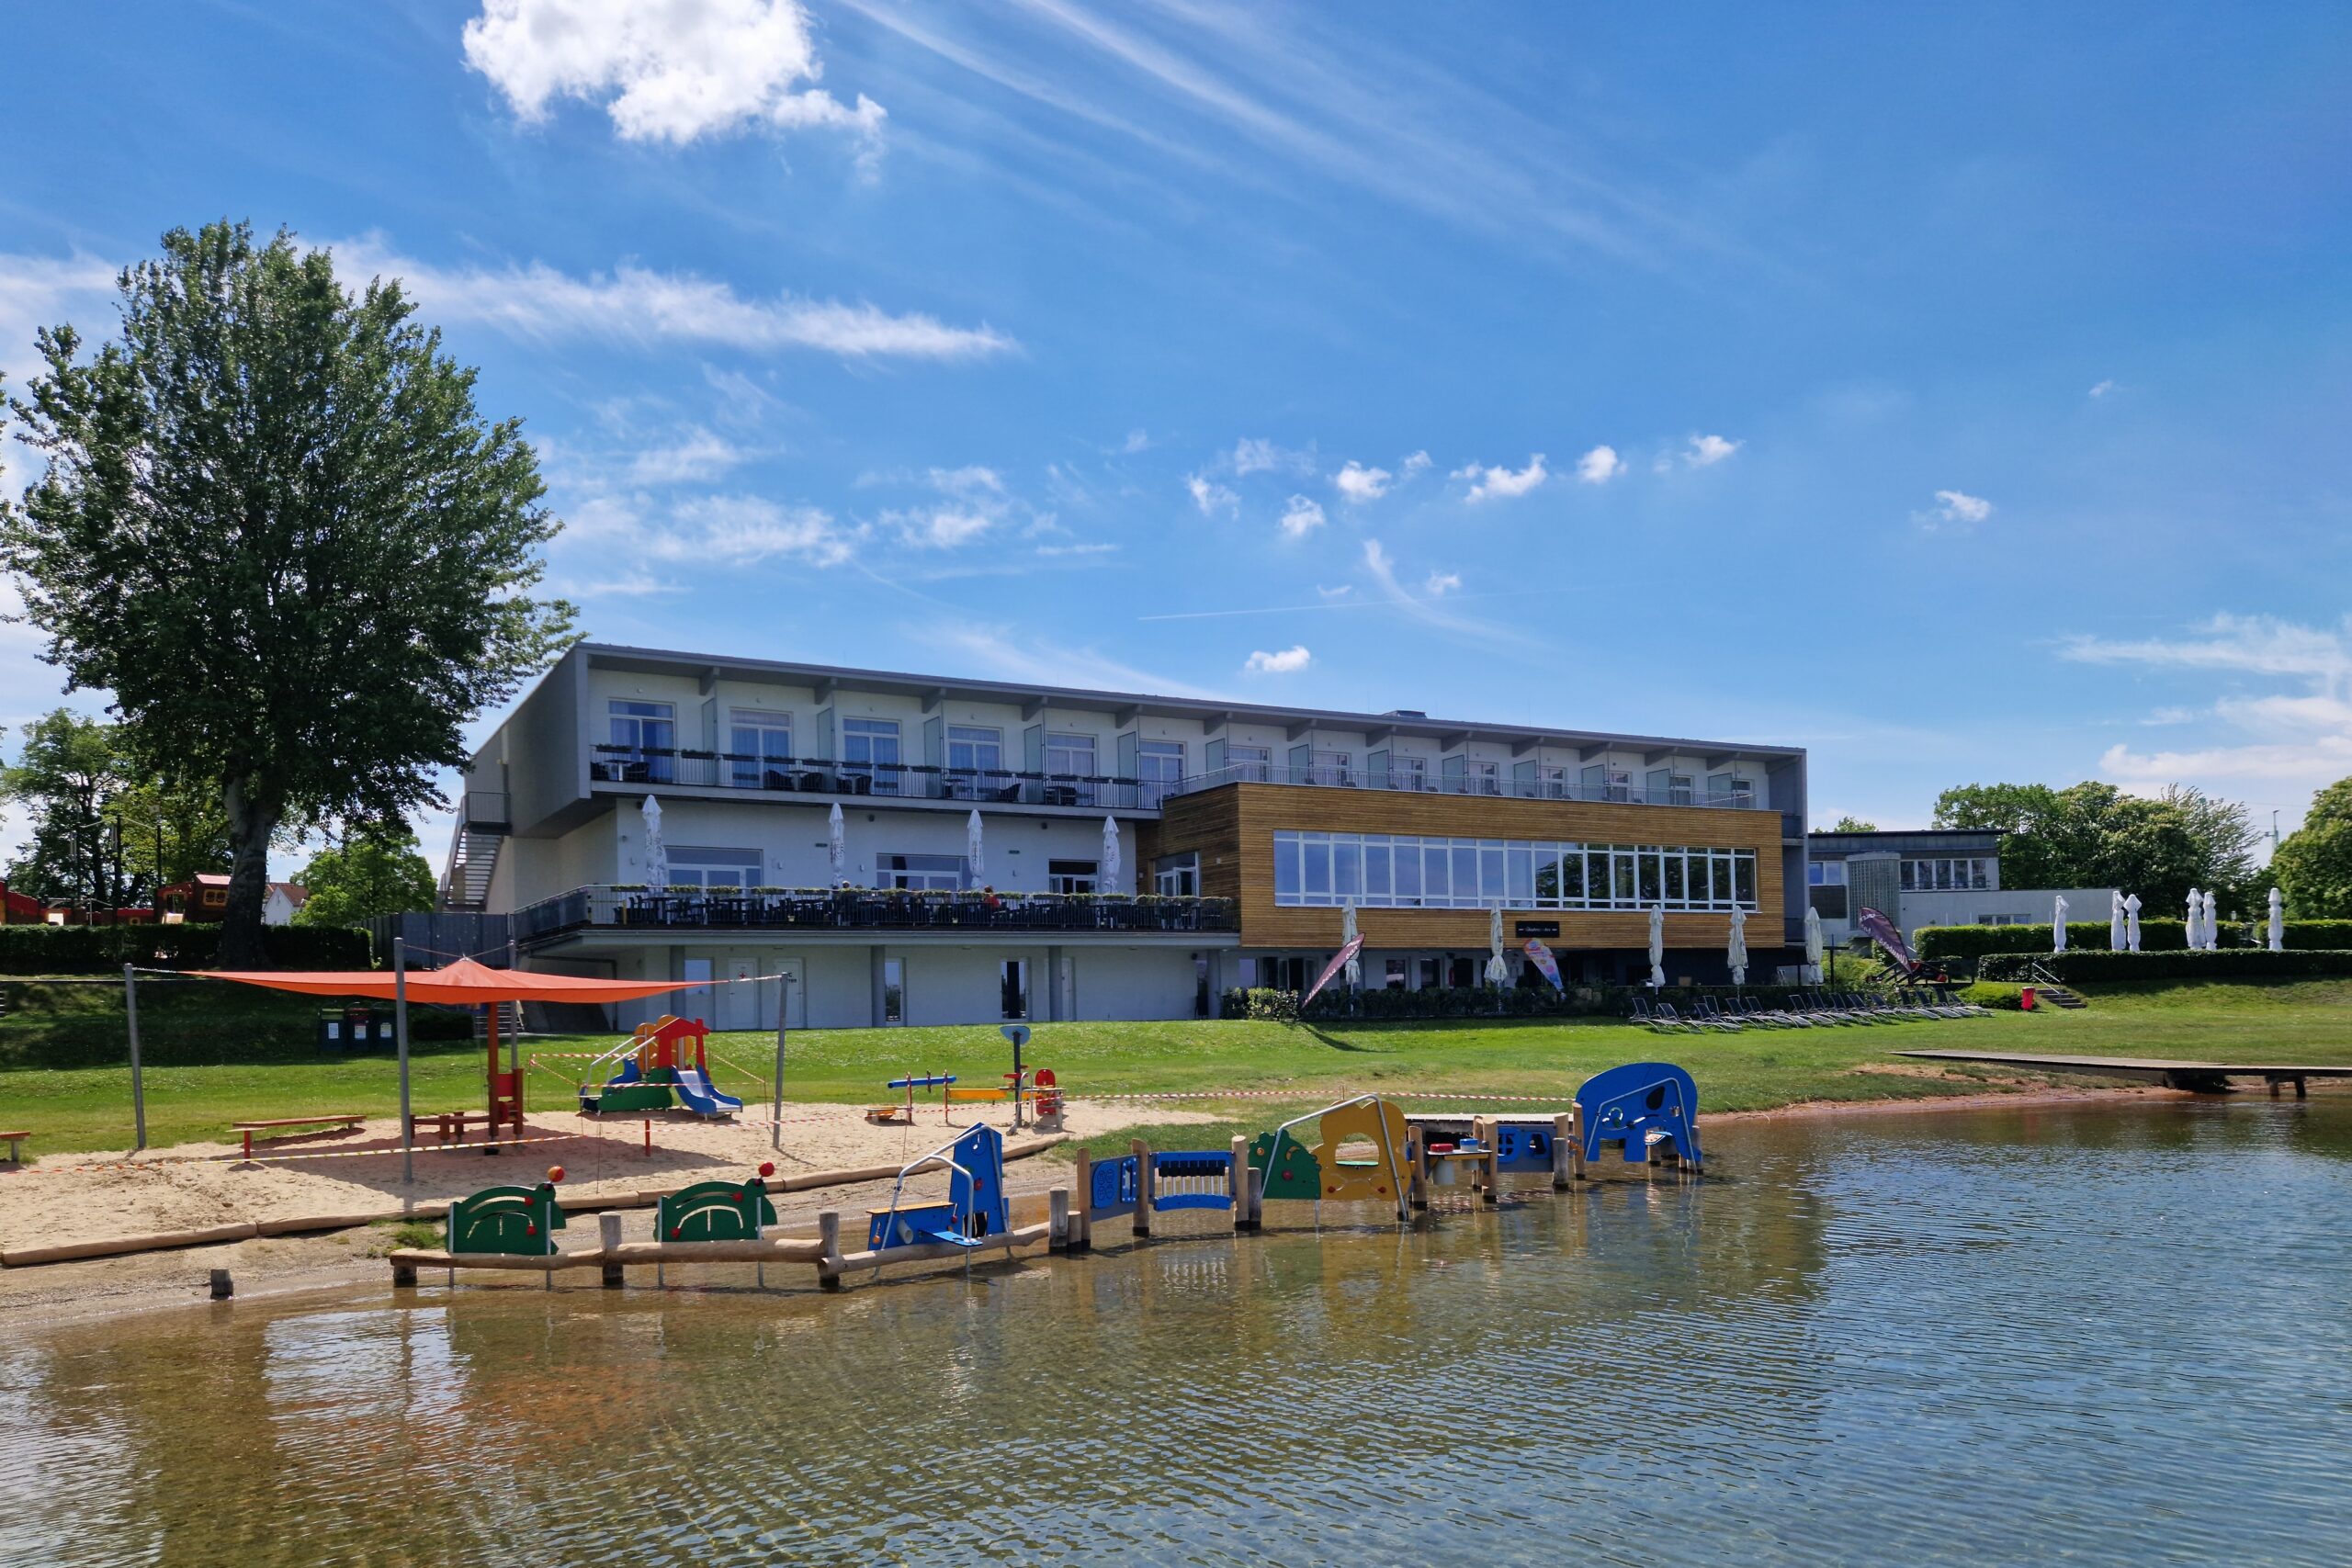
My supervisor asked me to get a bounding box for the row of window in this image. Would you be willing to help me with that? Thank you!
[1902,857,1994,892]
[1271,831,1759,910]
[611,701,1191,806]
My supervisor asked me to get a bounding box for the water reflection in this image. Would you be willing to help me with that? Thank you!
[2,1099,2346,1567]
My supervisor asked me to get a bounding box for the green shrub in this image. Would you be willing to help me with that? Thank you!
[0,923,373,975]
[1916,919,2221,961]
[1976,949,2352,984]
[1242,987,1300,1021]
[1960,981,2027,1010]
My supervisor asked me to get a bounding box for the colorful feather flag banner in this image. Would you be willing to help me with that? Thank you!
[1521,937,1564,990]
[1301,936,1364,1008]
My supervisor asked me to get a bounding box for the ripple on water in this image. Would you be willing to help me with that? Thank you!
[1,1098,2347,1567]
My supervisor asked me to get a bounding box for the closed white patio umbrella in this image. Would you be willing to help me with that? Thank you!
[1101,816,1122,894]
[2269,886,2286,952]
[2123,892,2142,952]
[1342,904,1361,991]
[640,795,669,892]
[1727,906,1748,988]
[827,802,847,883]
[2052,894,2068,953]
[1484,906,1510,987]
[2109,891,2125,952]
[967,808,986,884]
[1803,905,1825,985]
[2201,888,2221,950]
[1647,905,1666,989]
[2186,888,2203,949]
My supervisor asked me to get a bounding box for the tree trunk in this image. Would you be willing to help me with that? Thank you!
[220,778,278,968]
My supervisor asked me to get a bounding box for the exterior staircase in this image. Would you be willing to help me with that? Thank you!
[2037,984,2088,1010]
[439,782,512,912]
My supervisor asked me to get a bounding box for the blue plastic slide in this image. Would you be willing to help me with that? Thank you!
[673,1067,743,1118]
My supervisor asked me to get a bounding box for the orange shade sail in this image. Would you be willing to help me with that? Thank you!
[200,955,691,1006]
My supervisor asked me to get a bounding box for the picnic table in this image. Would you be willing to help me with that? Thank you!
[232,1113,367,1161]
[406,1110,503,1144]
[1,1132,28,1165]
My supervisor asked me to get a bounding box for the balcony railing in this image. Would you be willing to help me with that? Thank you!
[590,745,1148,810]
[514,885,1238,944]
[1168,763,1765,810]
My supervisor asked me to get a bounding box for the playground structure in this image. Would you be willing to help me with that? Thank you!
[579,1016,743,1119]
[388,1062,1706,1294]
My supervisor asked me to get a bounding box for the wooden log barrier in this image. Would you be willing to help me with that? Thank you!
[835,1219,1053,1272]
[1229,1135,1251,1233]
[817,1210,843,1291]
[1069,1145,1093,1253]
[1567,1107,1586,1181]
[599,1213,625,1289]
[1,1223,261,1269]
[1407,1126,1430,1211]
[1551,1112,1574,1190]
[1049,1188,1070,1251]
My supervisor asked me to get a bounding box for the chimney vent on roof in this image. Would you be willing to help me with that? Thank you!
[1383,708,1427,719]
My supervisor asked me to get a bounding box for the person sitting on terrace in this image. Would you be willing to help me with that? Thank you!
[981,886,1003,911]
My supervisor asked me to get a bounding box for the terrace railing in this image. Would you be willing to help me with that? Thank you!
[589,744,1147,810]
[1167,763,1764,810]
[513,885,1238,944]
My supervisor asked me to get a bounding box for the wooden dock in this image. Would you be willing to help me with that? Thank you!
[1894,1050,2352,1097]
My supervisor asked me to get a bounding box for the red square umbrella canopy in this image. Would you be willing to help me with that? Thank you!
[202,955,692,1006]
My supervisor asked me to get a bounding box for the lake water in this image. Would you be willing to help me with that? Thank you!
[4,1097,2347,1566]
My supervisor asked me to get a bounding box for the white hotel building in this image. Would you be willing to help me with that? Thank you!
[445,644,1810,1029]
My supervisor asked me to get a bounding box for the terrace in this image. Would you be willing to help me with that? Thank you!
[1168,762,1772,811]
[514,885,1238,946]
[590,744,1154,810]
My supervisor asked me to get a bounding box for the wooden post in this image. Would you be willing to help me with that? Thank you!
[122,964,146,1153]
[1070,1145,1092,1252]
[1473,1116,1498,1205]
[599,1212,625,1289]
[1407,1126,1430,1211]
[1049,1186,1071,1251]
[1248,1164,1265,1231]
[390,1261,417,1289]
[1568,1105,1587,1181]
[1132,1138,1152,1238]
[1228,1135,1250,1233]
[1551,1112,1573,1190]
[817,1209,842,1291]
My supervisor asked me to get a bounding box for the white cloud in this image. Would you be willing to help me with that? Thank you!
[1278,495,1327,538]
[1401,450,1431,477]
[0,252,118,386]
[2089,379,2115,398]
[1453,453,1547,502]
[1185,473,1238,515]
[1919,489,1993,529]
[1120,428,1150,454]
[1360,538,1543,651]
[1229,435,1316,477]
[2064,614,2352,818]
[1684,433,1741,467]
[1333,460,1391,503]
[909,621,1219,699]
[1316,584,1353,600]
[626,426,748,485]
[1575,445,1623,484]
[1423,570,1462,596]
[334,240,1013,361]
[462,0,885,155]
[646,493,865,567]
[1245,645,1313,674]
[873,464,1021,548]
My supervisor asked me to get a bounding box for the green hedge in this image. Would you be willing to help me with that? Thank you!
[1977,949,2352,984]
[0,923,372,975]
[0,979,471,1069]
[1218,981,1858,1022]
[1917,919,2216,960]
[1959,981,2028,1010]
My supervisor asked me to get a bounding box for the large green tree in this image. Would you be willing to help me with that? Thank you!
[2,221,572,964]
[0,709,131,904]
[1931,778,2257,911]
[292,829,436,927]
[2272,778,2352,917]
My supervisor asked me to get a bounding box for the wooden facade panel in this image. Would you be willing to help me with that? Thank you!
[1153,783,1785,951]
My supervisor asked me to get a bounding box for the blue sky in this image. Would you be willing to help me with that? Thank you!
[3,0,2349,872]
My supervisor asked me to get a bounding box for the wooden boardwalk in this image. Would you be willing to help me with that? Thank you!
[1894,1049,2352,1097]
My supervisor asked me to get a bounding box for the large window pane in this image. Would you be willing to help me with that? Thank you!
[1712,854,1734,905]
[1638,848,1663,904]
[1363,841,1390,901]
[1274,833,1301,903]
[1452,844,1478,907]
[1663,852,1686,906]
[1479,844,1506,903]
[1304,837,1332,901]
[1612,850,1637,906]
[1394,838,1422,903]
[1424,843,1451,903]
[1334,839,1361,901]
[1736,852,1757,908]
[1534,852,1559,906]
[1562,852,1587,906]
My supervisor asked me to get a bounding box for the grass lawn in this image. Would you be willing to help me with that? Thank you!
[4,978,2346,1157]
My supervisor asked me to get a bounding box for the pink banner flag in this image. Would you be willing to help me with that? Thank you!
[1521,937,1563,990]
[1301,936,1364,1009]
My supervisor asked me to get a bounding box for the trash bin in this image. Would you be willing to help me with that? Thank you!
[2020,986,2037,1011]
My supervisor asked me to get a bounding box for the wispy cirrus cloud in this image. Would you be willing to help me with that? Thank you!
[1916,488,1992,530]
[1277,495,1326,538]
[1361,538,1544,651]
[2064,614,2352,817]
[333,239,1015,361]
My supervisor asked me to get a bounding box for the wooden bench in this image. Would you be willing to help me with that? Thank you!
[232,1114,366,1161]
[408,1111,502,1145]
[0,1132,28,1165]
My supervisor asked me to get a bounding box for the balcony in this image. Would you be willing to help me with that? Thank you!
[1167,763,1765,810]
[514,885,1238,944]
[590,745,1150,811]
